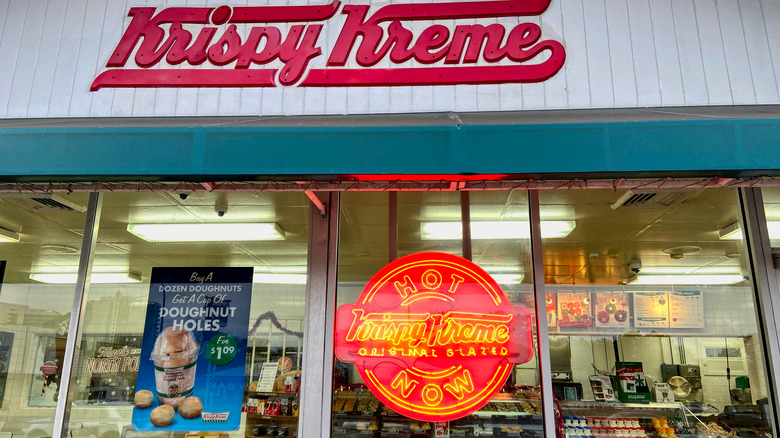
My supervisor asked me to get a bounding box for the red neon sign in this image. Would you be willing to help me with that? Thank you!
[334,252,533,422]
[90,1,565,90]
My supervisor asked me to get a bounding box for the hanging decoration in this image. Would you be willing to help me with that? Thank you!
[248,311,304,338]
[39,360,58,396]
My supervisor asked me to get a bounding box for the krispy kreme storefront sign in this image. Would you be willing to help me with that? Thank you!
[90,0,565,90]
[334,252,534,422]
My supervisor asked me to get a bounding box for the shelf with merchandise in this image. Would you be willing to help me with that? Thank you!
[330,386,546,438]
[559,401,697,438]
[245,391,299,437]
[248,392,299,399]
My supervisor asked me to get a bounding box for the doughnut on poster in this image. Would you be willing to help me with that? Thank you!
[132,267,253,431]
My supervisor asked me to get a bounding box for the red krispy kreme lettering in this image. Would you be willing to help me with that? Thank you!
[90,0,565,90]
[334,252,534,422]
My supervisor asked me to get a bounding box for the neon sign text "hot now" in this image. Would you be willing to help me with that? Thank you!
[334,252,533,422]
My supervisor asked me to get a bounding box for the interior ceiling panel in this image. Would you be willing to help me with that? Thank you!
[0,187,750,286]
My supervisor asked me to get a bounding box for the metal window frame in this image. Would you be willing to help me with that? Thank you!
[529,190,556,437]
[739,187,780,434]
[300,192,340,438]
[54,192,103,438]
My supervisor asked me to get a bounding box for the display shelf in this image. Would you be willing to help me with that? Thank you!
[247,414,299,421]
[331,387,545,438]
[560,400,688,421]
[248,391,298,398]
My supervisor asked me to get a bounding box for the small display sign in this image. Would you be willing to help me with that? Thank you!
[633,292,670,328]
[593,292,630,329]
[132,267,253,431]
[556,292,592,328]
[588,375,616,402]
[256,362,278,393]
[616,361,651,403]
[669,291,704,328]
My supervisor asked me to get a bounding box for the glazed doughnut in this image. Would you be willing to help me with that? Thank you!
[150,404,175,427]
[179,396,203,419]
[134,390,153,408]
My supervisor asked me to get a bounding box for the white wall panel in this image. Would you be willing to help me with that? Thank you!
[694,0,733,105]
[561,0,589,108]
[90,0,127,116]
[541,0,566,109]
[455,84,477,111]
[627,0,662,107]
[48,0,88,117]
[6,0,46,118]
[368,87,391,113]
[671,0,708,105]
[741,1,780,103]
[717,0,757,105]
[583,0,613,108]
[517,15,543,109]
[413,86,435,113]
[649,0,684,106]
[761,0,780,99]
[1,0,779,118]
[604,0,637,107]
[0,0,28,118]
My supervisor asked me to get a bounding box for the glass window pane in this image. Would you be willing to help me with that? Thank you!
[0,194,89,436]
[541,188,776,437]
[62,192,310,437]
[333,191,544,437]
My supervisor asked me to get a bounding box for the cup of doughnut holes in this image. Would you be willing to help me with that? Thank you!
[134,391,203,427]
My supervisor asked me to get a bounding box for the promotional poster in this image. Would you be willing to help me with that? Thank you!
[633,292,670,328]
[132,267,253,431]
[594,292,630,329]
[556,292,592,328]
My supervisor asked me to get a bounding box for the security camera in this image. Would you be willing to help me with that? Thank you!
[214,195,228,217]
[179,193,189,200]
[628,259,642,274]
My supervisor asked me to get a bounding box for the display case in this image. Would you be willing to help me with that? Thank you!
[331,386,546,438]
[557,400,773,438]
[246,391,299,437]
[560,400,691,435]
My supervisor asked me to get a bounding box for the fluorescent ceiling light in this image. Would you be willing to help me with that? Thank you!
[421,205,573,220]
[30,272,142,284]
[35,266,132,273]
[633,274,745,285]
[483,266,523,273]
[490,274,524,284]
[421,221,575,240]
[0,227,20,242]
[639,267,742,275]
[253,273,307,284]
[768,222,780,239]
[719,221,780,240]
[718,222,743,240]
[254,266,307,274]
[127,223,285,242]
